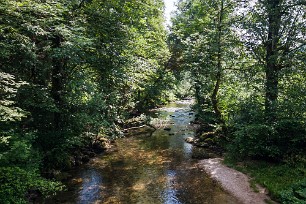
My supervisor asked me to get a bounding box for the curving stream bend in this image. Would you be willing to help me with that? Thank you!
[47,100,242,204]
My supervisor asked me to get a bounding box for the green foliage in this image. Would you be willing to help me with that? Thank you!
[0,132,36,167]
[229,123,280,159]
[0,72,28,122]
[170,0,240,127]
[0,0,174,201]
[274,119,306,156]
[0,130,64,202]
[173,71,193,99]
[0,167,63,204]
[170,0,306,161]
[83,0,172,114]
[281,179,306,204]
[224,158,306,203]
[229,114,306,160]
[1,0,303,201]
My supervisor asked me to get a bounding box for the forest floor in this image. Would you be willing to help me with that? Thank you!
[199,158,277,204]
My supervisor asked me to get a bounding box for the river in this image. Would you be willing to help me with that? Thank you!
[47,100,241,204]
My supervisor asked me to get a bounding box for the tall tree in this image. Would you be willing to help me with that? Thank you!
[170,0,237,128]
[239,0,306,121]
[211,0,225,125]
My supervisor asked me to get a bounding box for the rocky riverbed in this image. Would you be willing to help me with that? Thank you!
[45,100,275,204]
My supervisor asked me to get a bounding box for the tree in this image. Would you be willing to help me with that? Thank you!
[238,0,306,121]
[170,0,237,128]
[170,0,306,159]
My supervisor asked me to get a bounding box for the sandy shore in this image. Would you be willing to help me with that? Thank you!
[199,158,277,204]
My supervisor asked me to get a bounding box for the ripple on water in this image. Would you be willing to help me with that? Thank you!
[77,169,102,204]
[162,170,181,204]
[47,100,242,204]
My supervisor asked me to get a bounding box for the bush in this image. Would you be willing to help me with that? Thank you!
[228,118,306,161]
[275,119,306,156]
[280,178,306,204]
[229,123,281,159]
[0,131,64,202]
[0,167,63,204]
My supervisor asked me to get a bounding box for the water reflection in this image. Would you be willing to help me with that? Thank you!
[77,169,102,204]
[162,170,181,204]
[183,140,193,158]
[48,100,242,204]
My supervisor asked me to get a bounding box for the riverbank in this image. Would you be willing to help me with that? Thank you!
[199,158,276,204]
[190,117,305,203]
[45,100,242,203]
[223,158,306,204]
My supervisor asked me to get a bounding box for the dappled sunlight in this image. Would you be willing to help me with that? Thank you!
[47,101,240,204]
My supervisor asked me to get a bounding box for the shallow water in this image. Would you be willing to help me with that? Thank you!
[47,100,241,204]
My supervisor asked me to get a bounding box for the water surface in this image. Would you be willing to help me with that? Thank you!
[48,100,241,204]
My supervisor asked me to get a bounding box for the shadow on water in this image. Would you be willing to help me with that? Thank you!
[46,100,242,204]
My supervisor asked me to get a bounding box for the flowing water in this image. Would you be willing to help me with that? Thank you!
[48,100,241,204]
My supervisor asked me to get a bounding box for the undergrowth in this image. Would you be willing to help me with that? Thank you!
[224,157,306,203]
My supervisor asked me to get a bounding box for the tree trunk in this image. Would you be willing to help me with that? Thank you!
[194,80,203,105]
[265,0,282,121]
[211,71,223,123]
[211,0,225,126]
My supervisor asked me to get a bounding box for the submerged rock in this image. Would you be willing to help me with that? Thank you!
[185,137,194,143]
[124,125,156,136]
[71,178,83,185]
[193,139,211,148]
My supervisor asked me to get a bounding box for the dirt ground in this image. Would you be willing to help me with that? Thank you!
[199,158,278,204]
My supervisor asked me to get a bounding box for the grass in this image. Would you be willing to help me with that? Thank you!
[223,157,306,203]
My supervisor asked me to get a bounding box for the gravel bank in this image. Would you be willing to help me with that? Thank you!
[199,158,277,204]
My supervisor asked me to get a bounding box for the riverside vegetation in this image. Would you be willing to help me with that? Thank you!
[0,0,305,203]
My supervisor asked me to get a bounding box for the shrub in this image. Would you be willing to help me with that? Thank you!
[229,123,281,159]
[275,119,306,156]
[280,178,306,204]
[228,118,306,161]
[0,167,63,204]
